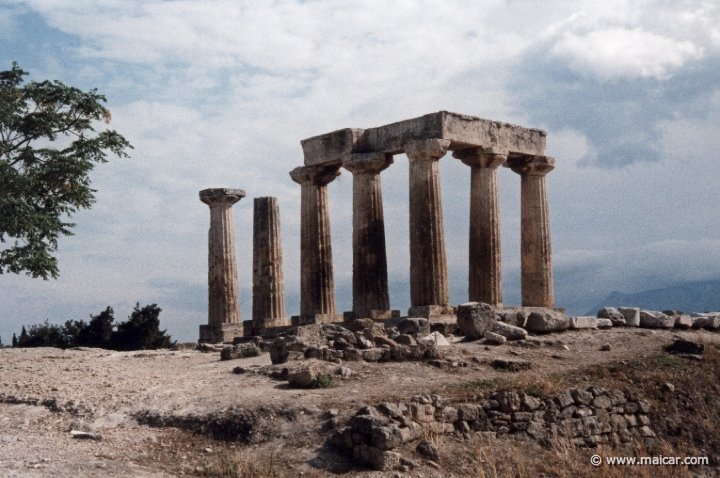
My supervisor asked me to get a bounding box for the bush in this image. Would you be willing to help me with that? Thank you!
[311,374,336,389]
[11,303,174,351]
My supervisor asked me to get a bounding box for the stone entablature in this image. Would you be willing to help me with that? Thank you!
[300,111,546,167]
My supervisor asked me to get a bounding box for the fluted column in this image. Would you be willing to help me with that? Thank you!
[507,155,555,307]
[289,164,341,322]
[453,147,506,306]
[199,188,245,326]
[405,139,451,315]
[252,197,288,330]
[342,152,394,319]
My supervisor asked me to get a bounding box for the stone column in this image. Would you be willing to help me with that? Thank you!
[507,155,555,308]
[405,139,453,318]
[342,152,398,320]
[199,188,245,343]
[289,164,343,325]
[252,197,288,332]
[453,147,506,306]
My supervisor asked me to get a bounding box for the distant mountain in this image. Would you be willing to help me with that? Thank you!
[585,279,720,316]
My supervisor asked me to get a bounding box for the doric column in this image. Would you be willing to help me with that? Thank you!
[199,188,245,326]
[252,197,288,331]
[289,164,342,322]
[507,155,555,307]
[453,147,506,306]
[405,139,451,315]
[342,152,394,319]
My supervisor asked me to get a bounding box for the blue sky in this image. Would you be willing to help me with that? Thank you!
[2,0,720,342]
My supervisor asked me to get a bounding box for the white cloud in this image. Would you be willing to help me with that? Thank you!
[551,27,703,80]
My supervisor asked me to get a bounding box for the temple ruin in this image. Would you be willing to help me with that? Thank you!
[198,111,557,342]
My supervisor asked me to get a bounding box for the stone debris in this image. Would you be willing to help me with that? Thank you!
[268,321,445,365]
[484,330,507,345]
[569,316,598,329]
[600,343,612,351]
[491,321,528,341]
[457,302,496,339]
[596,318,613,329]
[70,430,102,441]
[674,315,693,330]
[490,359,532,371]
[639,310,675,329]
[598,307,626,326]
[220,343,261,361]
[618,307,640,327]
[329,387,656,471]
[525,310,569,333]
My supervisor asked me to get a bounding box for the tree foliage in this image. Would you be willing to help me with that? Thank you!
[12,304,175,350]
[0,62,132,279]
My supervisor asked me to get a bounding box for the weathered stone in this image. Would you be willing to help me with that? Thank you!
[569,316,598,329]
[525,310,569,333]
[457,302,496,339]
[409,403,436,423]
[351,415,389,436]
[343,153,393,320]
[440,406,459,423]
[600,343,612,351]
[484,330,507,344]
[367,446,401,471]
[526,421,546,440]
[252,197,288,331]
[374,336,397,347]
[362,348,383,362]
[457,404,480,422]
[521,394,541,411]
[371,425,403,450]
[395,334,416,346]
[570,389,593,406]
[287,361,328,388]
[406,139,451,313]
[491,358,532,371]
[639,310,674,329]
[495,391,522,413]
[420,331,450,347]
[596,318,613,329]
[416,439,440,460]
[289,164,341,319]
[199,188,245,341]
[618,307,640,327]
[397,318,430,337]
[598,307,626,326]
[454,148,505,306]
[491,321,528,340]
[674,315,693,329]
[506,156,555,307]
[555,390,575,409]
[220,343,261,361]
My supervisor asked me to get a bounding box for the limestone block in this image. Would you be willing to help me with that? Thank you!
[370,425,403,450]
[287,361,328,388]
[415,439,440,460]
[457,404,480,422]
[674,315,693,329]
[597,307,626,326]
[367,447,401,471]
[484,330,507,344]
[639,310,674,329]
[491,321,528,340]
[525,310,569,333]
[397,318,430,337]
[618,307,640,327]
[420,331,450,347]
[457,302,496,339]
[569,316,598,330]
[597,318,613,329]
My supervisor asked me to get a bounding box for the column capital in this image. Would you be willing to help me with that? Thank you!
[506,155,555,176]
[404,139,451,163]
[452,147,507,169]
[342,152,393,175]
[289,164,341,186]
[199,188,246,207]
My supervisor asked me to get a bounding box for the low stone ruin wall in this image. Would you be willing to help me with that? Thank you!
[266,318,448,365]
[329,387,656,471]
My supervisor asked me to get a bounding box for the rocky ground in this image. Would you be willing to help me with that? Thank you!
[1,325,720,477]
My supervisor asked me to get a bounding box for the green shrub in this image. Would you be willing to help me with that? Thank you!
[311,374,336,389]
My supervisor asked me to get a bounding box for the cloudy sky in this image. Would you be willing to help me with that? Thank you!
[2,0,720,343]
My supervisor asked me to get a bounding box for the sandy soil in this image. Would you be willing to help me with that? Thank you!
[1,326,719,477]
